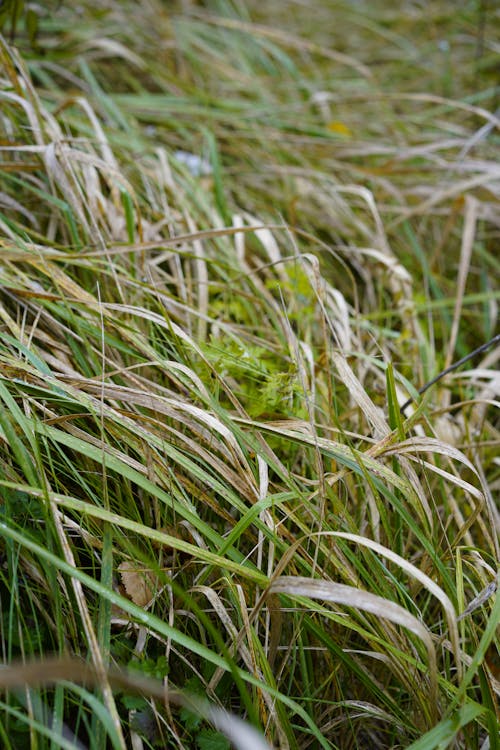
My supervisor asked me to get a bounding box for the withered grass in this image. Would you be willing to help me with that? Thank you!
[0,2,498,748]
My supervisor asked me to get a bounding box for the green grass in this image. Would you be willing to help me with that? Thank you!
[0,1,498,748]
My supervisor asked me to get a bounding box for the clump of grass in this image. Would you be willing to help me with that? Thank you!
[0,1,498,748]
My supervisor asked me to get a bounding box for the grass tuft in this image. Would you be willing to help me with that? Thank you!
[0,1,498,748]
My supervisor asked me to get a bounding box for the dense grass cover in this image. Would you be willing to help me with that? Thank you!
[0,1,498,748]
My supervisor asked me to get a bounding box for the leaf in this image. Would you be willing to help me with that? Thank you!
[180,705,202,732]
[120,695,148,711]
[196,729,231,750]
[327,120,352,137]
[118,561,159,607]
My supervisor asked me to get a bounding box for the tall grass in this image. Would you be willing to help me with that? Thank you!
[0,1,498,748]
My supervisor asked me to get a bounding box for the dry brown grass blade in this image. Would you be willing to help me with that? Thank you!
[0,658,273,750]
[274,576,438,709]
[268,576,438,725]
[326,532,461,679]
[445,196,479,372]
[332,352,389,438]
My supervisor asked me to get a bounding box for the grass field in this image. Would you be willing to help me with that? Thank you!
[0,1,498,748]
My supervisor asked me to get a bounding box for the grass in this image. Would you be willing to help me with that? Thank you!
[0,0,498,748]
